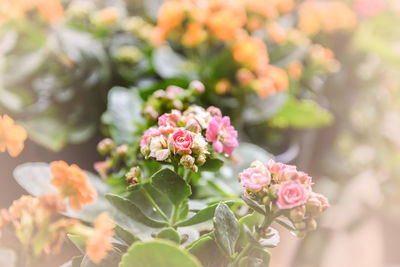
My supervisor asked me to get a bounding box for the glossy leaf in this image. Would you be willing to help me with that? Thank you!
[275,217,296,232]
[151,168,191,206]
[119,240,201,267]
[176,201,235,227]
[213,202,240,256]
[187,234,228,267]
[106,193,167,228]
[114,225,140,247]
[157,228,181,244]
[241,195,266,215]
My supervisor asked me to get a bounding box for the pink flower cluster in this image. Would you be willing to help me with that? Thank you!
[239,159,329,236]
[140,105,238,171]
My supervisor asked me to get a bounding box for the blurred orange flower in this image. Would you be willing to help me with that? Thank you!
[244,0,278,19]
[233,35,268,71]
[0,115,27,157]
[267,22,286,44]
[207,3,246,41]
[96,7,119,25]
[86,212,114,264]
[298,0,356,36]
[35,0,63,23]
[255,65,289,98]
[50,161,97,211]
[288,61,303,80]
[182,22,205,47]
[157,1,185,31]
[215,79,231,94]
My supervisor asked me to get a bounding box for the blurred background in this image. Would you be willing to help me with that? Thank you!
[1,0,400,266]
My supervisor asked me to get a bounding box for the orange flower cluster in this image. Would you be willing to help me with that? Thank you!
[0,0,63,24]
[298,0,356,36]
[50,161,97,211]
[86,212,115,263]
[0,194,77,256]
[0,115,27,157]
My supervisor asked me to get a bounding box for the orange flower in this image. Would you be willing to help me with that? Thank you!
[255,65,289,97]
[182,22,205,47]
[96,7,119,25]
[0,115,27,157]
[267,22,286,44]
[236,68,255,86]
[50,161,97,211]
[244,0,278,19]
[274,0,295,14]
[86,212,114,264]
[233,35,268,71]
[207,3,246,41]
[298,0,356,36]
[288,61,302,80]
[36,0,63,23]
[157,1,185,31]
[215,79,231,94]
[151,26,167,47]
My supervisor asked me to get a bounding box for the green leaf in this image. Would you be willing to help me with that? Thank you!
[187,235,228,267]
[119,240,201,267]
[246,246,271,267]
[176,201,235,227]
[101,87,143,144]
[105,193,167,228]
[68,234,86,253]
[213,202,240,256]
[237,212,263,249]
[113,225,140,247]
[275,218,296,232]
[198,158,224,172]
[241,196,266,215]
[260,228,280,248]
[151,169,191,206]
[269,96,333,129]
[80,248,121,267]
[157,228,181,244]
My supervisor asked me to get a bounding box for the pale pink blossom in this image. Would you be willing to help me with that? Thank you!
[206,116,238,155]
[206,106,222,117]
[240,160,271,191]
[140,127,161,147]
[354,0,384,16]
[158,110,182,127]
[277,180,308,209]
[149,135,170,161]
[170,128,193,154]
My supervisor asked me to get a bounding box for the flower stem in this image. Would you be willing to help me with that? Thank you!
[142,187,170,223]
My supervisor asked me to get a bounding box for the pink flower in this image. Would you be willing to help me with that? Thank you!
[277,180,308,209]
[240,161,271,191]
[206,116,238,155]
[354,0,384,16]
[206,106,222,117]
[171,128,193,154]
[140,127,161,147]
[158,110,182,127]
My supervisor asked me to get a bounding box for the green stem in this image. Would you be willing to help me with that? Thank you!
[142,187,170,223]
[171,203,181,227]
[230,243,252,267]
[183,168,191,183]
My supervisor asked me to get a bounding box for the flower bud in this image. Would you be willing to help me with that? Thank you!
[143,106,159,120]
[140,145,150,158]
[173,100,183,110]
[153,89,166,98]
[269,184,280,199]
[294,221,307,230]
[180,154,195,169]
[306,197,321,216]
[196,154,207,166]
[97,138,115,156]
[306,219,317,231]
[289,205,306,222]
[189,80,205,94]
[126,167,141,185]
[206,106,222,117]
[262,196,271,205]
[295,230,306,238]
[114,144,129,157]
[185,118,201,133]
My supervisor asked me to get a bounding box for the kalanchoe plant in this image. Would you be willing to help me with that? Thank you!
[4,83,329,267]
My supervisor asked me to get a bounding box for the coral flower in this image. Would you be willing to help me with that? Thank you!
[206,116,238,155]
[233,35,268,71]
[36,0,63,23]
[207,4,246,41]
[50,161,97,211]
[182,22,205,47]
[288,61,303,80]
[157,1,185,31]
[0,115,27,157]
[86,212,114,264]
